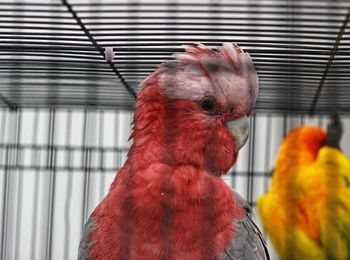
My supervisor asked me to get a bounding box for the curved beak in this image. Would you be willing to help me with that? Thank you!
[225,116,250,151]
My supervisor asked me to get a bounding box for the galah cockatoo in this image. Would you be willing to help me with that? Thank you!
[79,43,269,260]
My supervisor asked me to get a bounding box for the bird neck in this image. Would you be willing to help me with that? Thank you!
[94,85,242,259]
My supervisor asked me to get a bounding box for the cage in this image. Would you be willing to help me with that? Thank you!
[0,0,350,260]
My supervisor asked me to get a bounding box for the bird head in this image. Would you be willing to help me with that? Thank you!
[275,126,326,174]
[132,43,259,175]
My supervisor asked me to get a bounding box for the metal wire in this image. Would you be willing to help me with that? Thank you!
[0,0,350,113]
[1,1,350,259]
[309,7,350,114]
[0,108,349,260]
[61,0,137,99]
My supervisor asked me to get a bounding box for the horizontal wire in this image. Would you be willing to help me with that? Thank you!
[0,1,348,7]
[0,98,135,104]
[62,0,137,99]
[309,7,350,114]
[1,11,348,18]
[0,25,83,31]
[0,103,135,109]
[1,103,348,113]
[2,44,349,53]
[0,1,349,114]
[2,33,348,43]
[70,1,350,7]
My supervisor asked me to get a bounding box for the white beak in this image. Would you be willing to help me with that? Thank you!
[225,116,250,150]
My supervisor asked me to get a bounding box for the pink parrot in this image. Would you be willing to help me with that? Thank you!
[78,43,269,260]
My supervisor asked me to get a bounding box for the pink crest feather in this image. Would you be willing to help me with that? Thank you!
[142,42,259,115]
[172,42,254,75]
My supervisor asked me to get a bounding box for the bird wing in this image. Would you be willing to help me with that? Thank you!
[258,191,327,260]
[219,192,270,260]
[308,147,350,259]
[78,216,96,260]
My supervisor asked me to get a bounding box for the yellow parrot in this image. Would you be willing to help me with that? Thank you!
[258,117,350,260]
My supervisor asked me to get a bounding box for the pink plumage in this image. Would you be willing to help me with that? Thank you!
[78,43,268,260]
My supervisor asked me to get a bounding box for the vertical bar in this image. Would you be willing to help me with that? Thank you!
[0,109,7,259]
[81,110,90,226]
[64,110,73,260]
[45,0,61,255]
[45,109,56,260]
[230,166,236,190]
[47,147,57,260]
[113,110,120,178]
[1,111,19,260]
[14,109,22,260]
[30,109,40,260]
[4,1,21,254]
[1,146,10,260]
[283,112,287,137]
[263,115,272,193]
[99,111,105,200]
[0,110,6,260]
[82,148,92,223]
[0,109,7,144]
[246,115,256,206]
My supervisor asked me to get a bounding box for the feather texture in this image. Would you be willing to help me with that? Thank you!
[258,126,350,260]
[78,43,266,260]
[220,192,270,260]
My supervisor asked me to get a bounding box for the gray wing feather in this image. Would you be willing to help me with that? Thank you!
[219,192,270,260]
[78,216,96,260]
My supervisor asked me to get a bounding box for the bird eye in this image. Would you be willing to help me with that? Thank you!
[206,62,219,73]
[200,98,217,113]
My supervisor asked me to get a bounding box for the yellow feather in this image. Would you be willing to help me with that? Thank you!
[258,126,350,260]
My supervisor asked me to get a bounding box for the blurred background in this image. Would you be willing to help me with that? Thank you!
[0,0,350,259]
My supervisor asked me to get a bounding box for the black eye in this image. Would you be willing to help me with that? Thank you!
[206,62,219,73]
[200,98,217,113]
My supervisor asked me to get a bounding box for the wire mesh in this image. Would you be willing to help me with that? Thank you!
[0,108,349,259]
[1,0,350,260]
[0,0,350,113]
